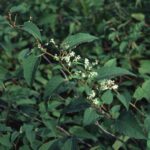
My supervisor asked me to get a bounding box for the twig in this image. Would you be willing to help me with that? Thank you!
[95,121,126,145]
[130,103,146,117]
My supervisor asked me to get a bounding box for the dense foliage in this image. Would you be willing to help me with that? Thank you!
[0,0,150,149]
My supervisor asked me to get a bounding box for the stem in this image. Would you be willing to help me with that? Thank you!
[95,121,127,145]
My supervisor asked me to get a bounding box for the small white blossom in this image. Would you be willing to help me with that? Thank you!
[112,85,118,90]
[54,54,59,61]
[73,55,81,62]
[62,56,71,63]
[81,73,86,78]
[87,90,96,100]
[69,51,75,57]
[92,59,99,66]
[93,98,100,105]
[50,38,55,44]
[88,71,98,78]
[100,79,118,91]
[45,42,49,46]
[84,58,89,69]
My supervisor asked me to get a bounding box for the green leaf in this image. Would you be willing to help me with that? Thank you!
[44,76,64,98]
[119,41,128,53]
[139,60,150,74]
[101,90,113,104]
[39,140,57,150]
[16,98,36,105]
[110,105,121,119]
[134,80,150,101]
[83,107,99,126]
[131,13,145,21]
[23,53,40,86]
[61,33,98,50]
[117,93,129,110]
[62,99,90,114]
[115,112,146,139]
[22,21,42,41]
[23,124,35,147]
[144,116,150,131]
[112,136,129,150]
[69,126,97,141]
[42,120,57,137]
[0,133,12,148]
[96,67,135,80]
[0,66,8,81]
[10,3,29,13]
[62,138,78,150]
[147,132,150,149]
[104,58,117,67]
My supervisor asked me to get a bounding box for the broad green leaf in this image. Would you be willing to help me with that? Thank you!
[42,120,57,137]
[69,126,96,141]
[144,116,150,131]
[104,58,117,67]
[119,41,128,53]
[16,98,36,105]
[139,60,150,74]
[23,53,40,86]
[0,66,8,81]
[10,3,29,13]
[62,99,90,114]
[44,76,64,98]
[23,124,35,147]
[62,138,78,150]
[110,105,121,119]
[96,67,135,80]
[39,140,57,150]
[83,107,99,126]
[112,136,129,150]
[61,33,98,50]
[117,93,129,110]
[134,80,150,101]
[19,145,30,150]
[101,90,113,104]
[22,21,42,41]
[0,133,12,148]
[147,132,150,149]
[115,112,146,139]
[131,13,145,21]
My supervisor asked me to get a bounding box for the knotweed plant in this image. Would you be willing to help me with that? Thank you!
[37,40,119,116]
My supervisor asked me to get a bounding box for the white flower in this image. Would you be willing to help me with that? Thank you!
[87,90,96,100]
[69,51,75,57]
[73,55,81,62]
[93,98,100,105]
[92,59,98,66]
[54,54,59,61]
[84,58,89,69]
[50,38,55,44]
[62,56,71,63]
[88,71,98,78]
[100,79,118,91]
[81,73,86,78]
[112,85,118,90]
[68,62,71,66]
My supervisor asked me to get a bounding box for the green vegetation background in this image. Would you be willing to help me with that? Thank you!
[0,0,150,150]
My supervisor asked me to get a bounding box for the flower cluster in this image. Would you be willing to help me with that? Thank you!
[87,90,101,105]
[45,38,58,48]
[84,58,98,70]
[54,51,99,80]
[99,79,118,91]
[60,51,81,66]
